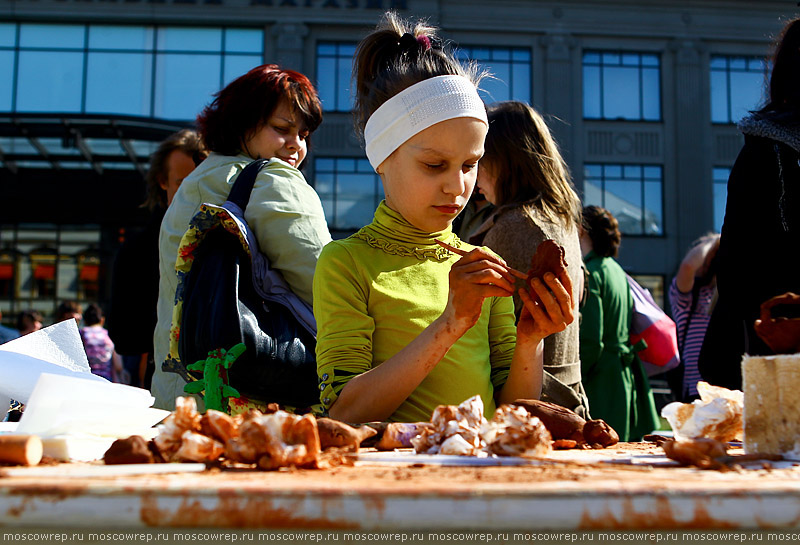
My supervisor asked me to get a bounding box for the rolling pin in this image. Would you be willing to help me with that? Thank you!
[0,435,43,466]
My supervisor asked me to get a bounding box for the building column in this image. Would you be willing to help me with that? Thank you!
[540,32,577,168]
[270,22,309,72]
[670,39,712,254]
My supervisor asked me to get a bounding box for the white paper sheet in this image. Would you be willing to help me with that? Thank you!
[17,373,169,438]
[0,320,106,403]
[1,322,171,461]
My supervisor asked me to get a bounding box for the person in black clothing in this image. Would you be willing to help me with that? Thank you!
[698,17,800,390]
[108,129,207,388]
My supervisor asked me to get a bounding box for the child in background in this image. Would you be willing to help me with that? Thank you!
[669,233,720,402]
[313,12,574,424]
[55,300,82,325]
[80,303,124,382]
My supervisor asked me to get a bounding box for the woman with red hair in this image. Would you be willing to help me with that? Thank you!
[152,64,332,410]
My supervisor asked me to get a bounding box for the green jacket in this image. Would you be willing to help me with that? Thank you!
[579,251,659,441]
[152,153,331,410]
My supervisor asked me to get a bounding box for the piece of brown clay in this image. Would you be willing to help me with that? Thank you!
[526,240,568,303]
[754,292,800,354]
[104,436,154,465]
[317,418,377,450]
[512,399,585,442]
[583,419,619,447]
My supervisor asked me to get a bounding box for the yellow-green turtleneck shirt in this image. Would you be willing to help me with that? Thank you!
[314,201,517,423]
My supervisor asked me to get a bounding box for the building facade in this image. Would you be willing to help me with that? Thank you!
[0,0,793,324]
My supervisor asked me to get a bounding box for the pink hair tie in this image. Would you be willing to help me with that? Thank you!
[417,35,431,51]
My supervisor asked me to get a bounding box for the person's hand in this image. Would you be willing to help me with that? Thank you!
[441,247,516,333]
[683,241,712,270]
[517,269,575,346]
[683,236,720,271]
[676,235,720,292]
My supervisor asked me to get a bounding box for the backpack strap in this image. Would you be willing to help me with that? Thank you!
[226,158,270,210]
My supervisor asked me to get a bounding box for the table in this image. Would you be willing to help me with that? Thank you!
[2,443,800,531]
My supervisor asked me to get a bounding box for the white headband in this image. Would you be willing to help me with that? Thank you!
[364,75,488,171]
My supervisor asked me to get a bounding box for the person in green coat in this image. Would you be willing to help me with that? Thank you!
[578,206,659,441]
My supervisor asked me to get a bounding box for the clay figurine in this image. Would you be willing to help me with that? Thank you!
[183,343,246,413]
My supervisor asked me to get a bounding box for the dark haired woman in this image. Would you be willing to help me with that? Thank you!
[579,206,658,441]
[109,129,207,389]
[152,64,331,410]
[470,101,589,419]
[698,18,800,391]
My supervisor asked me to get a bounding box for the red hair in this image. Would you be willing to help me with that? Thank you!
[196,64,323,157]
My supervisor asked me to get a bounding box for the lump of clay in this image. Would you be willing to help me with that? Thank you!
[104,436,154,465]
[480,405,552,458]
[411,395,488,456]
[412,396,554,458]
[371,422,432,450]
[662,438,728,469]
[527,240,567,301]
[200,410,239,444]
[439,434,476,456]
[512,399,585,442]
[174,430,225,463]
[754,292,800,354]
[227,411,321,470]
[661,381,742,442]
[513,399,619,448]
[153,396,202,461]
[316,418,377,450]
[583,419,619,447]
[149,399,332,470]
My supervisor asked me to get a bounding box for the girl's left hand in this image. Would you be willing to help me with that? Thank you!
[517,269,574,345]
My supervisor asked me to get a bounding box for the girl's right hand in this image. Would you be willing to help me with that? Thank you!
[441,247,516,333]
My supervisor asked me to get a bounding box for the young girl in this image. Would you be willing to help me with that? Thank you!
[314,13,574,424]
[469,101,589,419]
[80,303,124,382]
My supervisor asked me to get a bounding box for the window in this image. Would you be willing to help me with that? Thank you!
[713,167,730,232]
[583,163,663,235]
[457,46,531,104]
[583,51,660,121]
[316,42,356,112]
[314,157,383,231]
[1,23,264,120]
[0,224,101,320]
[710,55,767,124]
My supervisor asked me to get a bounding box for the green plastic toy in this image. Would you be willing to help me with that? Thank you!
[183,343,246,413]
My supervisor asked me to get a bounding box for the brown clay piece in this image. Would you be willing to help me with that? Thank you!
[317,418,377,450]
[754,292,800,354]
[512,399,586,442]
[104,435,154,465]
[662,438,728,470]
[583,419,619,447]
[526,240,568,301]
[552,439,578,450]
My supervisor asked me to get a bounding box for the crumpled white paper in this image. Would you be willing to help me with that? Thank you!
[661,381,743,442]
[0,320,106,403]
[0,321,169,460]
